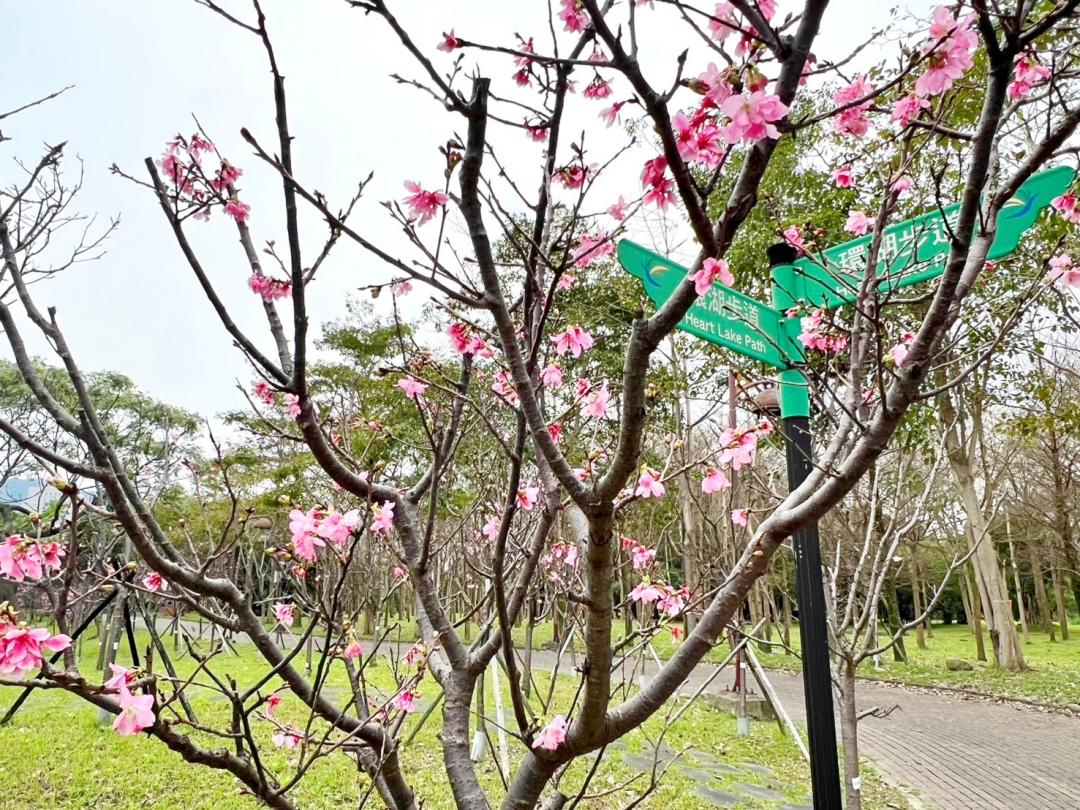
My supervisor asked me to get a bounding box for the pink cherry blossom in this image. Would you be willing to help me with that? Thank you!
[393,565,407,580]
[690,257,734,295]
[403,182,450,225]
[915,7,977,98]
[635,468,666,499]
[630,580,662,604]
[447,322,490,356]
[267,693,282,717]
[392,280,413,296]
[783,226,806,254]
[581,382,610,419]
[583,75,612,100]
[283,393,302,418]
[343,641,364,660]
[845,210,871,236]
[551,325,595,357]
[891,95,930,127]
[832,76,874,137]
[548,422,564,443]
[600,102,625,128]
[224,199,251,222]
[143,571,166,592]
[1051,192,1080,224]
[247,273,292,302]
[438,30,462,51]
[273,602,295,628]
[607,196,629,221]
[695,62,734,108]
[0,625,71,676]
[887,331,917,367]
[0,537,44,582]
[315,509,362,545]
[370,501,396,534]
[799,308,848,353]
[556,273,575,291]
[526,122,549,141]
[554,164,588,189]
[392,689,419,713]
[253,381,275,404]
[492,369,519,404]
[891,175,914,194]
[113,685,155,736]
[718,427,758,470]
[720,91,788,144]
[398,377,427,401]
[641,156,676,209]
[832,167,854,188]
[671,625,684,642]
[708,2,737,41]
[273,727,303,749]
[731,508,749,527]
[540,364,564,387]
[658,585,689,617]
[1047,254,1080,288]
[571,232,613,267]
[701,468,731,494]
[517,486,540,511]
[1008,54,1051,100]
[210,163,242,193]
[533,715,568,750]
[631,545,657,570]
[482,516,501,541]
[105,663,134,690]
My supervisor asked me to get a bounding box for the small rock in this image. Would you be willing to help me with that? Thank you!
[735,782,787,801]
[946,658,974,671]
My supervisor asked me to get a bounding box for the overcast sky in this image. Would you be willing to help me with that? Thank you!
[2,0,932,421]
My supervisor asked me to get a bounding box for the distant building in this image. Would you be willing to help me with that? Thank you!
[0,478,61,512]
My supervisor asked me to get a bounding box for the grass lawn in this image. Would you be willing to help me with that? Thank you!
[0,627,908,809]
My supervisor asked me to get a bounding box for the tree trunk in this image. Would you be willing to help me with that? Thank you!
[1006,522,1029,644]
[907,554,926,650]
[1050,560,1070,641]
[838,659,863,810]
[939,388,1025,670]
[883,582,907,662]
[1029,542,1056,640]
[961,569,987,662]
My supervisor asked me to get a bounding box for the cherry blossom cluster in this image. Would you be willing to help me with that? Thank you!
[542,541,580,587]
[797,307,848,353]
[288,506,363,561]
[629,578,689,617]
[0,606,71,678]
[1052,191,1080,225]
[0,535,65,582]
[1047,255,1080,289]
[158,134,249,222]
[106,663,157,736]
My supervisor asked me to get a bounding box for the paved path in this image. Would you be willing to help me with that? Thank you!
[598,651,1080,810]
[152,619,1080,809]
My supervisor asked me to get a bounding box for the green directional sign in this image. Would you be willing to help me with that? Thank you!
[790,165,1074,309]
[617,240,799,370]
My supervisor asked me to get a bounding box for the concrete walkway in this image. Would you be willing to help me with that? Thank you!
[153,619,1080,809]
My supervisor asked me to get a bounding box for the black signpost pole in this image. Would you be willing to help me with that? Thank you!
[768,243,842,810]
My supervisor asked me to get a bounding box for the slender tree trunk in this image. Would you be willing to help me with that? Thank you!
[1029,542,1056,640]
[1006,522,1029,644]
[884,583,907,662]
[940,388,1026,669]
[907,554,927,650]
[838,659,862,810]
[961,569,987,662]
[1051,560,1070,641]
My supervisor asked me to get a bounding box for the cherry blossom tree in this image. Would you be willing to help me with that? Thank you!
[3,1,1080,808]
